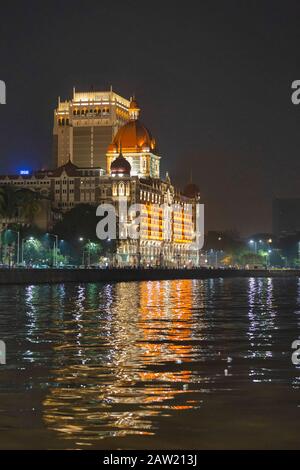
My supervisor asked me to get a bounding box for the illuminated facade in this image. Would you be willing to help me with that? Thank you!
[53,88,130,169]
[0,97,201,267]
[106,169,200,267]
[106,98,201,267]
[106,99,160,178]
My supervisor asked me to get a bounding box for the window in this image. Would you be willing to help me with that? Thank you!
[119,182,125,196]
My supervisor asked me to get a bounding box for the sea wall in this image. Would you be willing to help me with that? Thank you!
[0,268,299,285]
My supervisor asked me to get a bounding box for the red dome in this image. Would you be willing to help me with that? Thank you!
[110,153,131,176]
[108,120,156,154]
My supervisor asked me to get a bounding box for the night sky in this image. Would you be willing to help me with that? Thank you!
[1,0,300,236]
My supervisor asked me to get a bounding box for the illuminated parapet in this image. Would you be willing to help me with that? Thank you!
[53,87,130,170]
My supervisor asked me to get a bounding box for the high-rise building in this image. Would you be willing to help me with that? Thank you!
[53,88,130,170]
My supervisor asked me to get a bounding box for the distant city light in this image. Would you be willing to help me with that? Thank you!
[19,170,30,175]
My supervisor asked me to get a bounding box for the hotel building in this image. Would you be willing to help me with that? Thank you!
[53,88,130,169]
[0,92,201,267]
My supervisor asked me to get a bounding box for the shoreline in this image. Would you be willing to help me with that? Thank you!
[0,267,299,285]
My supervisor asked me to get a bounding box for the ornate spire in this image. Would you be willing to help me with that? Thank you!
[129,95,140,120]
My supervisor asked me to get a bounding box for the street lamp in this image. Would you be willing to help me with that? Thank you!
[78,237,85,266]
[249,239,263,254]
[249,239,257,253]
[87,242,98,267]
[79,238,94,267]
[267,249,272,268]
[46,233,58,267]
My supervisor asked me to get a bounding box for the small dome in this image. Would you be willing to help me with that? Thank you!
[110,153,131,176]
[184,183,200,198]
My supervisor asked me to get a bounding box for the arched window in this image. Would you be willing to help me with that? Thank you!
[119,182,125,196]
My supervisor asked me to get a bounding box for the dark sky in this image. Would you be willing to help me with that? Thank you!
[1,0,300,236]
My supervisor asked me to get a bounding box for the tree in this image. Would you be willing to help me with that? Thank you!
[15,189,42,223]
[83,241,102,266]
[0,186,42,224]
[0,187,6,215]
[23,238,47,264]
[53,204,107,265]
[0,186,18,222]
[53,204,100,242]
[22,237,68,266]
[237,251,264,267]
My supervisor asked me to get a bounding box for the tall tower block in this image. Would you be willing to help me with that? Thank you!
[53,88,131,169]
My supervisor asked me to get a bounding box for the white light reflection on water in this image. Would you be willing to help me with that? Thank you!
[246,278,278,382]
[1,278,300,448]
[247,279,276,355]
